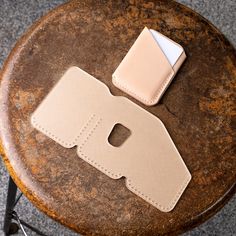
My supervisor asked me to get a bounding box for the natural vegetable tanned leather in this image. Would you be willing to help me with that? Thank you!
[113,27,186,106]
[31,67,191,212]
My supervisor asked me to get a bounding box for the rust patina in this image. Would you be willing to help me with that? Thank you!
[0,0,235,235]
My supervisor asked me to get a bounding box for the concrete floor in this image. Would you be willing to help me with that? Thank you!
[0,1,235,235]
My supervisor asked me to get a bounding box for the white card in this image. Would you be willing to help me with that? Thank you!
[150,29,183,66]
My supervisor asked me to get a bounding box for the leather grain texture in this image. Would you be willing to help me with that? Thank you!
[112,27,186,106]
[31,67,191,212]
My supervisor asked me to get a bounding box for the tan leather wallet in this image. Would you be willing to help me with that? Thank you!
[113,27,186,106]
[31,67,191,212]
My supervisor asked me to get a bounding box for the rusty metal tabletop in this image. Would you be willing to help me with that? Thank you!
[0,0,235,235]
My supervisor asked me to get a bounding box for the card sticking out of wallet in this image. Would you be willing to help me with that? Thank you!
[150,29,184,66]
[113,27,186,106]
[31,66,191,212]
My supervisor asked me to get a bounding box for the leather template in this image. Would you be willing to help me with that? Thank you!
[31,67,191,212]
[113,27,186,106]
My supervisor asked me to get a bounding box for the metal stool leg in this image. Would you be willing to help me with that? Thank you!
[2,176,49,236]
[3,176,19,235]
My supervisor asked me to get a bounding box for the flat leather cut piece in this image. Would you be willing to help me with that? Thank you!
[112,27,186,106]
[31,67,191,212]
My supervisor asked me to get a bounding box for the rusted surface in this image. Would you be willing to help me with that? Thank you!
[0,0,235,235]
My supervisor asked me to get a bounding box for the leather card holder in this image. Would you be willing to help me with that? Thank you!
[112,27,186,106]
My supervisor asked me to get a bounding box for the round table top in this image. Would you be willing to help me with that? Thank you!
[0,0,235,235]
